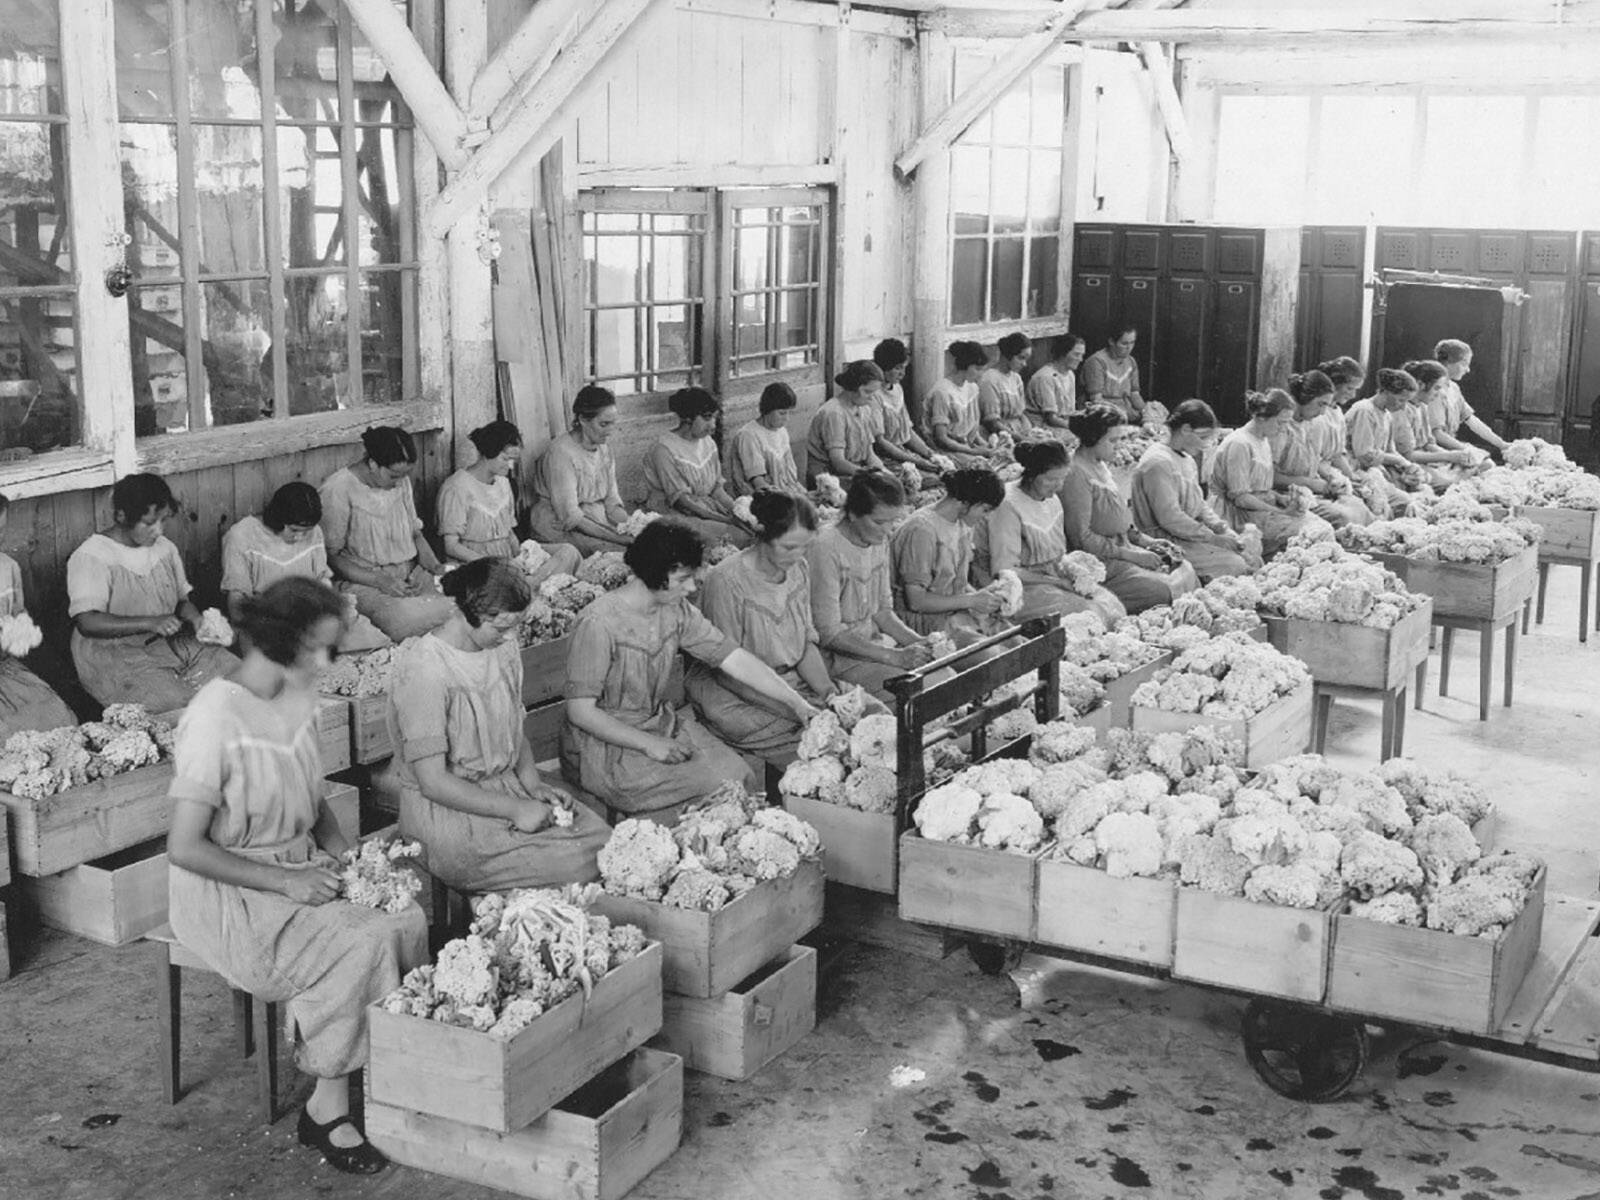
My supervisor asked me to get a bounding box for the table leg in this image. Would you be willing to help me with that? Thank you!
[1312,691,1332,754]
[1504,617,1517,709]
[1379,689,1396,761]
[1478,625,1493,722]
[1414,660,1427,710]
[1582,561,1593,645]
[1393,685,1407,756]
[157,953,180,1105]
[1536,562,1549,625]
[1439,627,1453,696]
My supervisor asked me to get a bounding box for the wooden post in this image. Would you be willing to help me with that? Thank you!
[412,0,450,408]
[1170,54,1218,223]
[342,0,470,171]
[910,28,952,429]
[1058,58,1089,306]
[1136,42,1192,165]
[830,2,851,375]
[469,0,592,123]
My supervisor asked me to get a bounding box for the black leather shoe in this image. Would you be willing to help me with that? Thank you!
[297,1106,388,1175]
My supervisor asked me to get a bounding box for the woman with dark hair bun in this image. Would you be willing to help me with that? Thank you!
[1082,322,1146,422]
[1026,334,1085,432]
[1396,359,1479,487]
[891,466,1007,643]
[1274,372,1372,529]
[727,383,805,498]
[166,577,425,1176]
[980,438,1124,626]
[529,385,635,553]
[389,558,609,891]
[1429,338,1507,458]
[807,472,933,697]
[563,518,817,821]
[687,491,844,760]
[1211,391,1334,555]
[1347,368,1428,514]
[926,341,999,463]
[645,387,754,546]
[1313,355,1365,480]
[68,472,239,710]
[868,339,944,482]
[806,361,888,486]
[320,426,453,642]
[979,332,1033,439]
[1131,401,1257,580]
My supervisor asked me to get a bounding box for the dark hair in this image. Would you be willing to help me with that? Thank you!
[1244,389,1295,419]
[0,490,11,517]
[668,386,720,422]
[759,382,798,416]
[844,471,905,517]
[872,338,909,371]
[1014,438,1071,483]
[440,557,531,626]
[263,482,322,532]
[1287,370,1335,406]
[1402,359,1448,389]
[943,467,1005,509]
[111,473,177,527]
[469,419,522,461]
[749,490,817,541]
[834,360,885,392]
[1316,355,1365,386]
[948,340,988,371]
[1376,368,1418,396]
[1167,399,1219,433]
[1433,338,1472,364]
[1107,320,1139,343]
[573,385,616,423]
[623,518,705,590]
[1066,403,1126,448]
[1050,333,1085,360]
[997,332,1030,359]
[236,577,345,667]
[360,426,417,469]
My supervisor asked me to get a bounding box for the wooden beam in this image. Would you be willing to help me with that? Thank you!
[895,1,1093,180]
[341,0,471,170]
[411,0,450,407]
[468,0,589,123]
[425,0,662,240]
[1064,5,1595,45]
[1137,41,1191,164]
[575,163,839,188]
[910,27,952,427]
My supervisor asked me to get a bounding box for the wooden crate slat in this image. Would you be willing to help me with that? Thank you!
[0,901,8,981]
[1518,507,1600,562]
[1101,653,1172,728]
[1130,682,1313,769]
[0,763,176,877]
[323,781,359,847]
[1496,892,1600,1044]
[654,944,816,1080]
[521,636,571,708]
[317,698,353,773]
[1264,603,1432,691]
[1532,917,1600,1061]
[783,796,895,894]
[0,805,9,889]
[1380,545,1539,623]
[524,700,564,764]
[1172,888,1334,1003]
[24,837,169,946]
[897,833,1037,941]
[1035,858,1176,968]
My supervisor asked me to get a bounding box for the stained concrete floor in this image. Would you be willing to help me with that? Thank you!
[1,569,1597,1200]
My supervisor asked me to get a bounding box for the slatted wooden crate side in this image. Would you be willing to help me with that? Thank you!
[521,636,571,708]
[317,699,353,773]
[1101,652,1173,728]
[1172,888,1336,1003]
[0,900,9,981]
[1400,545,1539,622]
[523,700,564,764]
[1264,602,1433,691]
[654,944,817,1080]
[1035,857,1178,968]
[350,695,392,764]
[25,836,169,946]
[897,833,1037,941]
[0,805,9,889]
[1518,507,1600,561]
[323,781,359,847]
[1130,682,1313,768]
[0,762,177,877]
[782,796,896,894]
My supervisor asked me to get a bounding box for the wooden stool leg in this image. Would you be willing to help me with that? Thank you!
[1504,618,1517,709]
[253,997,279,1124]
[1414,659,1427,711]
[1393,686,1407,757]
[157,951,181,1104]
[1439,627,1453,696]
[233,990,254,1058]
[1379,689,1396,762]
[1478,625,1493,722]
[1581,562,1593,645]
[1312,692,1332,753]
[1536,562,1549,625]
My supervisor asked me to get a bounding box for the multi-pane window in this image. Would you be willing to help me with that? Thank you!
[723,193,826,380]
[0,2,80,455]
[114,0,417,437]
[949,53,1064,327]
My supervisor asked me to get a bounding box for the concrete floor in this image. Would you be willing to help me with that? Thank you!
[1,569,1597,1200]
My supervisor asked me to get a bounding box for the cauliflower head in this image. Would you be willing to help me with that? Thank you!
[914,782,982,842]
[1095,811,1163,879]
[597,820,681,900]
[849,714,898,771]
[1339,829,1423,900]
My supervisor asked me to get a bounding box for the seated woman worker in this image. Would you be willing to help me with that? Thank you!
[1211,390,1336,557]
[561,519,819,823]
[978,331,1034,440]
[1397,358,1481,488]
[1131,401,1258,581]
[868,338,944,484]
[0,490,75,736]
[726,383,806,498]
[528,385,635,554]
[891,466,1008,645]
[166,577,426,1175]
[805,360,889,487]
[1271,371,1375,530]
[1346,367,1432,514]
[645,386,757,547]
[925,340,1000,465]
[389,558,609,892]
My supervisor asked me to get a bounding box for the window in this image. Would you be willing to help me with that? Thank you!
[949,52,1064,327]
[0,0,81,455]
[115,0,417,438]
[579,186,829,399]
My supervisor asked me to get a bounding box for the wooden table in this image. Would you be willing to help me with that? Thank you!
[1518,508,1600,644]
[1311,665,1425,762]
[1437,609,1521,721]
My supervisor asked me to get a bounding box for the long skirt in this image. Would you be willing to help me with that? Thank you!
[0,657,76,737]
[71,630,237,713]
[560,702,754,824]
[1102,560,1179,616]
[169,856,427,1078]
[528,501,619,556]
[899,603,986,645]
[1244,509,1335,559]
[648,511,751,551]
[398,771,609,893]
[684,663,821,764]
[1169,536,1254,582]
[339,562,455,642]
[1017,579,1125,629]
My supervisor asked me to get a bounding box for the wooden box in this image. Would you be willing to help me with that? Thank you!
[350,695,392,764]
[323,781,359,847]
[0,762,176,877]
[1172,888,1334,1002]
[367,941,665,1133]
[521,636,572,708]
[1328,866,1546,1035]
[654,944,816,1080]
[1264,602,1433,690]
[1101,653,1173,728]
[524,700,564,764]
[0,804,9,888]
[1130,681,1313,768]
[897,833,1036,940]
[317,698,353,773]
[1035,857,1176,968]
[368,1047,683,1200]
[592,861,824,999]
[783,795,896,894]
[1382,545,1539,623]
[1067,702,1114,738]
[0,900,9,981]
[24,836,168,946]
[1518,507,1600,562]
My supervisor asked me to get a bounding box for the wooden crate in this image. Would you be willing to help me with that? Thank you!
[1035,857,1176,968]
[1067,702,1114,738]
[1101,653,1173,728]
[1130,681,1313,769]
[368,942,664,1133]
[592,861,824,999]
[0,900,8,981]
[349,695,392,764]
[0,804,9,888]
[317,698,353,773]
[24,836,168,946]
[1263,603,1433,690]
[1518,507,1600,562]
[368,1047,683,1200]
[897,833,1036,940]
[524,700,564,764]
[1381,545,1539,623]
[653,944,816,1080]
[1172,888,1335,1003]
[1328,866,1546,1035]
[324,781,359,847]
[783,795,895,894]
[0,762,176,877]
[521,636,571,708]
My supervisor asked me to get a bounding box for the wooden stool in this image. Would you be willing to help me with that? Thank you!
[147,923,281,1122]
[428,875,474,932]
[1436,610,1520,721]
[1528,556,1596,643]
[1313,677,1415,761]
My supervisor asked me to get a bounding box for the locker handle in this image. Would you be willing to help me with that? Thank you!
[1227,284,1244,294]
[1132,280,1149,290]
[1086,278,1102,287]
[1179,281,1195,291]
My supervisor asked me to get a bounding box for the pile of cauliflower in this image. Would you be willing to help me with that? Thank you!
[615,511,659,539]
[1504,438,1574,471]
[196,607,235,646]
[519,598,579,647]
[1120,576,1263,645]
[337,837,424,914]
[0,704,173,800]
[1253,534,1425,628]
[814,474,848,509]
[780,687,909,814]
[512,540,552,577]
[1130,632,1310,719]
[1056,551,1108,598]
[320,644,401,698]
[1111,424,1162,469]
[0,611,43,658]
[1452,465,1600,512]
[598,783,821,911]
[575,551,633,591]
[378,883,648,1038]
[1339,515,1541,564]
[538,573,607,615]
[1061,611,1163,680]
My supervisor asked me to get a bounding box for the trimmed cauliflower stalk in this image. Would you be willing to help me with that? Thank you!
[337,837,424,913]
[196,607,235,646]
[0,612,44,657]
[597,819,680,900]
[914,782,982,843]
[1339,830,1423,899]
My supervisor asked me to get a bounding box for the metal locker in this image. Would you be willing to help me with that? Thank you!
[1210,278,1259,427]
[1113,274,1158,396]
[1158,276,1208,409]
[1070,272,1114,348]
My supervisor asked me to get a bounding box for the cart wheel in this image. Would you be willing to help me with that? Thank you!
[1241,1000,1368,1102]
[967,939,1024,977]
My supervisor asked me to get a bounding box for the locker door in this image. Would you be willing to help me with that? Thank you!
[1159,276,1207,408]
[1071,273,1114,345]
[1570,278,1600,433]
[1113,274,1158,398]
[1210,278,1259,427]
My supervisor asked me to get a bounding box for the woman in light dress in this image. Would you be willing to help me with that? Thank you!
[726,383,805,498]
[978,332,1033,440]
[528,386,635,555]
[891,467,1007,644]
[1346,367,1431,514]
[1273,371,1374,529]
[1212,391,1335,556]
[1132,401,1256,581]
[868,339,944,482]
[1082,322,1147,422]
[0,490,76,734]
[805,361,888,487]
[645,387,756,546]
[926,340,1000,464]
[1026,333,1084,434]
